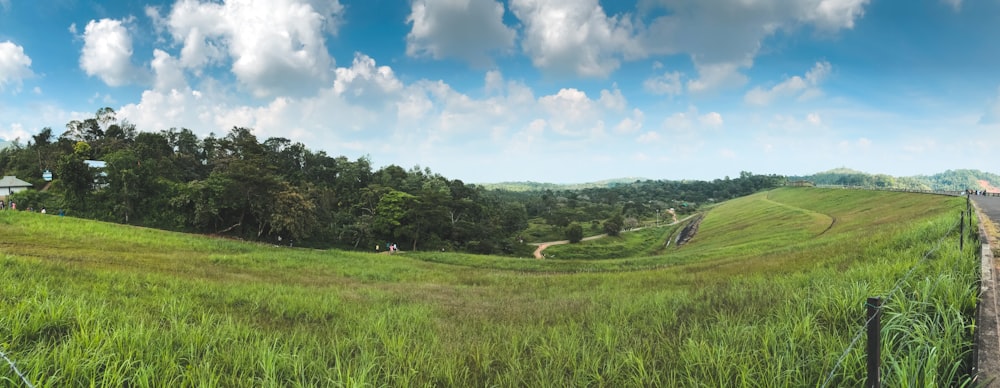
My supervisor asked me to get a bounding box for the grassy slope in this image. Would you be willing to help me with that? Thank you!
[0,187,978,386]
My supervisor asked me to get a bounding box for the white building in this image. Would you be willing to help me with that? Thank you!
[0,176,33,199]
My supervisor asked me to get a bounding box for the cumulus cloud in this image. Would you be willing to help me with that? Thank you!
[661,107,725,133]
[0,123,30,142]
[615,109,644,134]
[333,53,404,107]
[79,18,150,87]
[644,71,683,96]
[406,0,516,65]
[745,61,832,105]
[0,41,33,92]
[639,0,866,92]
[687,62,748,93]
[699,112,724,127]
[511,0,640,77]
[151,49,187,91]
[158,0,342,97]
[538,88,600,135]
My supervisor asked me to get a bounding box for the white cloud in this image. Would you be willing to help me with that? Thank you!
[640,0,866,92]
[663,111,692,131]
[636,131,660,144]
[699,112,724,127]
[942,0,962,11]
[79,18,149,87]
[406,0,515,65]
[599,87,627,111]
[0,0,9,12]
[745,61,832,105]
[333,53,404,107]
[0,41,33,92]
[151,49,187,91]
[806,0,869,30]
[615,109,644,134]
[160,0,342,97]
[806,113,822,125]
[539,88,599,136]
[687,62,748,94]
[511,0,640,77]
[0,123,30,142]
[644,71,683,96]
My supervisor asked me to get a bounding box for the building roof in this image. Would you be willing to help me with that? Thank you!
[0,176,32,188]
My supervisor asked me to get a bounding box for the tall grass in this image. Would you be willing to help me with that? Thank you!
[0,187,980,386]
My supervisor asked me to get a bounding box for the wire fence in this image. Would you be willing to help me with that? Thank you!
[0,345,34,388]
[819,216,964,387]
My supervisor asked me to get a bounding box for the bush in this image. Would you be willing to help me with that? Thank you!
[603,213,624,236]
[565,222,584,243]
[8,189,62,213]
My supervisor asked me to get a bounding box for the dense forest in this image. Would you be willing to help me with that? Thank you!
[0,108,786,254]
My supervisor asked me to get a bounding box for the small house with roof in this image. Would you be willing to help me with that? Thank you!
[0,176,33,199]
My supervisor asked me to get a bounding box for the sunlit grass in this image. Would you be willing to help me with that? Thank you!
[0,187,979,386]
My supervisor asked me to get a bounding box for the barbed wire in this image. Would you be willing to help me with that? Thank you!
[0,345,34,388]
[819,217,962,387]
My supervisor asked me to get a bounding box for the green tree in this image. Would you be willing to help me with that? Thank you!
[565,222,584,243]
[603,213,624,236]
[269,182,318,242]
[56,142,94,212]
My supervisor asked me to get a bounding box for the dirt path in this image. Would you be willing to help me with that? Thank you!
[531,235,606,259]
[531,214,697,259]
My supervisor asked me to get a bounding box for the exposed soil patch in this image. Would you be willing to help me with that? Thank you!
[980,180,1000,193]
[675,214,705,247]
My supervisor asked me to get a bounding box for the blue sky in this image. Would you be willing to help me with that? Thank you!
[2,0,1000,183]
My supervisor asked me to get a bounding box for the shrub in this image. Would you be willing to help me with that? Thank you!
[565,222,584,243]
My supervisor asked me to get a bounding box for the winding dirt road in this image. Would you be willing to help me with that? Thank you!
[530,214,696,259]
[531,234,606,259]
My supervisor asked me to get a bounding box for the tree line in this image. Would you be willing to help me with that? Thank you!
[0,108,787,254]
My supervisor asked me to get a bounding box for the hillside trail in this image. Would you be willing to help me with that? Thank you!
[531,214,696,259]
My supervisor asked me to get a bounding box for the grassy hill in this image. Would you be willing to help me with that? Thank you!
[0,187,978,386]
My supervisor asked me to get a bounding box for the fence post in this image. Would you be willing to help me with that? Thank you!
[961,211,965,252]
[867,297,882,388]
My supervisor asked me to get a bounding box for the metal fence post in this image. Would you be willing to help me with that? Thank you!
[867,297,882,388]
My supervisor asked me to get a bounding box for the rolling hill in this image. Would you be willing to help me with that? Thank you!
[0,187,978,386]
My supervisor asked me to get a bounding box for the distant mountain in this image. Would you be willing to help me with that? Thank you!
[791,168,1000,192]
[479,177,646,192]
[0,140,11,150]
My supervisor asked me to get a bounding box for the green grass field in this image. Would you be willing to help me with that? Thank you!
[0,187,979,386]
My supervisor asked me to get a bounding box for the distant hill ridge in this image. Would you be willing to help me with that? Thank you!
[479,177,645,192]
[790,168,1000,192]
[485,169,1000,193]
